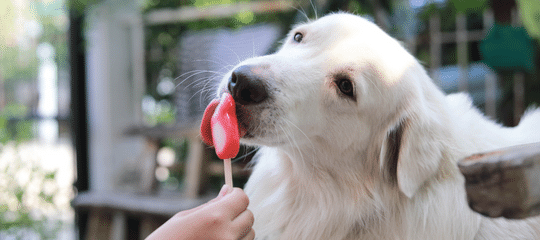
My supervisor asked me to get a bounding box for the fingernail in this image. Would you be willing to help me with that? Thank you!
[218,184,232,197]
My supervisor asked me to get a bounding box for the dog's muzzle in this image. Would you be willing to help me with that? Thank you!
[228,65,269,105]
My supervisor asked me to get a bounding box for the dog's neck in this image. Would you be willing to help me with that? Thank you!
[277,137,374,182]
[271,136,389,208]
[251,143,405,239]
[256,144,475,239]
[257,145,374,236]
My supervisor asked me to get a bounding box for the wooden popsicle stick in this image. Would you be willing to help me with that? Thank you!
[224,158,233,187]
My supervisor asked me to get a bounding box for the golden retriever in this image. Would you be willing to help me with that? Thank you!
[215,12,540,239]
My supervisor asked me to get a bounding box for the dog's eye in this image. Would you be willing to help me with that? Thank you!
[293,32,303,43]
[337,78,354,97]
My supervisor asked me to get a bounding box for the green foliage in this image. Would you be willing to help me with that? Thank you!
[0,0,68,101]
[418,1,488,34]
[68,0,104,16]
[517,0,540,41]
[142,96,177,125]
[40,21,69,70]
[0,47,39,83]
[0,104,33,145]
[0,105,63,239]
[0,1,69,237]
[154,107,176,124]
[0,152,62,239]
[142,0,250,12]
[419,0,488,18]
[451,0,488,13]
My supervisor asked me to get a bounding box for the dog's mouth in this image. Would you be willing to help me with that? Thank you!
[236,103,253,138]
[234,99,287,146]
[215,64,285,145]
[236,102,270,139]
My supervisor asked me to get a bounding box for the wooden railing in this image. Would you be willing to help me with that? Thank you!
[459,142,540,219]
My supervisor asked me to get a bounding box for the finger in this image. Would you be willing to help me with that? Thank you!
[176,185,232,217]
[175,198,217,217]
[240,228,255,240]
[217,184,233,197]
[232,209,254,232]
[233,209,254,239]
[174,203,207,217]
[214,188,250,219]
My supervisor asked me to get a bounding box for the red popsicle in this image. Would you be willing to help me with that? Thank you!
[211,93,240,160]
[200,99,219,146]
[200,93,240,187]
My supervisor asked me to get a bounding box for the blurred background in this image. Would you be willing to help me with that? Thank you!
[0,0,538,239]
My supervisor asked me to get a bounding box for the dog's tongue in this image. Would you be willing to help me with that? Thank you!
[200,93,242,159]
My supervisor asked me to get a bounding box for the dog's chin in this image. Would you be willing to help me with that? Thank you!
[240,134,288,147]
[235,102,286,147]
[238,115,306,148]
[238,118,290,147]
[240,138,287,147]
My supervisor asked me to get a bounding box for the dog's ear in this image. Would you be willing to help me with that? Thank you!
[380,108,444,198]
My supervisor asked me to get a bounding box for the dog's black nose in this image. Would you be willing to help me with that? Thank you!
[228,65,268,105]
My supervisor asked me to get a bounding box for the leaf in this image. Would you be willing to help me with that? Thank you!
[451,0,488,13]
[517,0,540,40]
[44,172,56,180]
[39,192,54,204]
[15,186,24,203]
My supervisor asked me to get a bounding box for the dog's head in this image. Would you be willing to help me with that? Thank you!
[216,13,449,198]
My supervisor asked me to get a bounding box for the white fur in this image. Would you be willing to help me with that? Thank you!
[217,13,540,239]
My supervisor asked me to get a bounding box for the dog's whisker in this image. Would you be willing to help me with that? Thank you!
[173,70,205,88]
[279,124,305,164]
[283,118,315,152]
[174,70,221,89]
[180,74,220,101]
[202,86,219,102]
[290,131,307,169]
[232,146,259,164]
[206,62,236,75]
[183,69,226,90]
[211,43,243,66]
[292,6,309,22]
[192,44,241,68]
[309,0,318,20]
[174,62,233,85]
[193,82,223,105]
[190,65,236,105]
[183,77,215,94]
[199,81,219,105]
[186,77,224,103]
[199,64,236,83]
[189,87,210,105]
[174,69,217,82]
[191,58,229,67]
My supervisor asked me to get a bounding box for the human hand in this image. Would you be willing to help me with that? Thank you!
[145,185,255,240]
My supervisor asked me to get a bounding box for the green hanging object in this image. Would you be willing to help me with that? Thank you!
[480,23,535,72]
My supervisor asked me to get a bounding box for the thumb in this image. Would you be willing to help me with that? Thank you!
[217,184,233,198]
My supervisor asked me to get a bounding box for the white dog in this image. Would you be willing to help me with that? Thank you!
[215,12,540,239]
